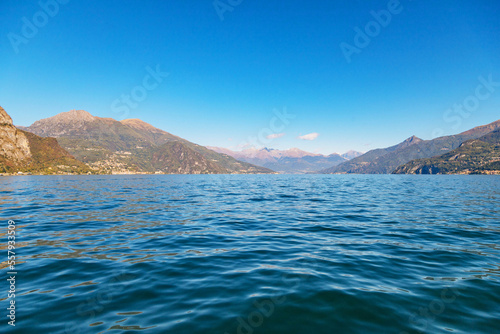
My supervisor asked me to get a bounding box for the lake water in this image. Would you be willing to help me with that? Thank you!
[1,175,499,333]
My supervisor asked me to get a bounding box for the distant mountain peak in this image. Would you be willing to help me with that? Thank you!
[341,150,363,160]
[404,135,422,143]
[26,109,97,137]
[394,135,423,151]
[283,147,320,158]
[56,109,95,122]
[207,146,346,173]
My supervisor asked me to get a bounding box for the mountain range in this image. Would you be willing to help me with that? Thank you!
[321,119,500,174]
[2,106,499,175]
[393,129,500,174]
[17,109,273,174]
[207,147,361,173]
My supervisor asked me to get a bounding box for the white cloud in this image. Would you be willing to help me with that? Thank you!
[298,132,319,141]
[266,133,285,139]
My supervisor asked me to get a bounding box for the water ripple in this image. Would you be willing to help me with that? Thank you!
[0,175,499,333]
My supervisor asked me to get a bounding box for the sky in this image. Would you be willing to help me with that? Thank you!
[1,0,499,155]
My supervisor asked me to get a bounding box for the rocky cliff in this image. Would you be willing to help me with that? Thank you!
[0,106,31,163]
[0,106,91,174]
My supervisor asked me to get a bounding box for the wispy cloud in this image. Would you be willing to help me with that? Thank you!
[298,132,319,141]
[266,133,285,139]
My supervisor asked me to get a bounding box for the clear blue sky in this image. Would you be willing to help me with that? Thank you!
[1,0,499,154]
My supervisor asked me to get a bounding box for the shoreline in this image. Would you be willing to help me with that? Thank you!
[1,172,499,177]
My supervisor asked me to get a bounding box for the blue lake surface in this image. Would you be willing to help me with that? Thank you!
[1,175,499,333]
